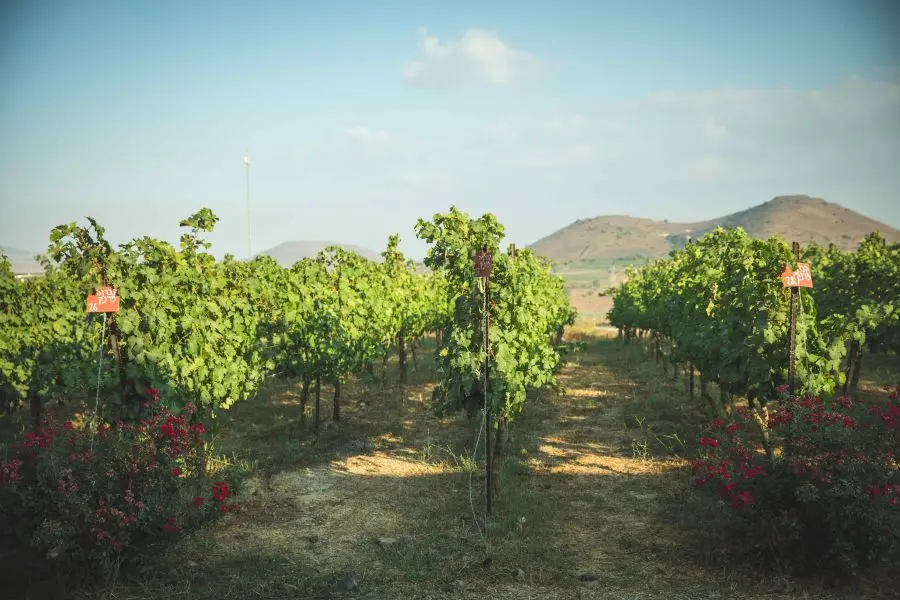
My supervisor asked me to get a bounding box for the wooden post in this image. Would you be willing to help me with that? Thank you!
[474,245,493,516]
[788,241,800,395]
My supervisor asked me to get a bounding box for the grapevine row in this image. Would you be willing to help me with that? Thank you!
[1,205,575,471]
[607,227,899,440]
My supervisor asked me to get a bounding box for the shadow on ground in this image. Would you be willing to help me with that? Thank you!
[18,336,897,600]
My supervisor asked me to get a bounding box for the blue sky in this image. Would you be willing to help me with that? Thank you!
[1,0,898,260]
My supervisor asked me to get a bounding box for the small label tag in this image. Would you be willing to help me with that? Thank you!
[86,286,120,312]
[781,263,813,288]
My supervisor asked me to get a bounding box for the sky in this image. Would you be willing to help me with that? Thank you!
[1,0,899,261]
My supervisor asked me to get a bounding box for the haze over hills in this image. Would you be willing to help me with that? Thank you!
[2,241,386,274]
[1,245,43,274]
[258,241,382,266]
[529,195,900,263]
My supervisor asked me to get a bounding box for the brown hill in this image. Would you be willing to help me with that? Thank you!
[259,241,382,266]
[529,195,900,262]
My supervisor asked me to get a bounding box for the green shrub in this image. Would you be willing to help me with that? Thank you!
[0,388,238,581]
[691,385,900,575]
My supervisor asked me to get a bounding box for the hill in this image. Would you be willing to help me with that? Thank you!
[1,245,43,274]
[259,241,382,266]
[529,195,900,263]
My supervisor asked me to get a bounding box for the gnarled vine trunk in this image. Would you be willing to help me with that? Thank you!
[749,400,775,464]
[490,417,508,498]
[398,333,407,384]
[300,378,310,420]
[314,374,321,434]
[333,378,341,421]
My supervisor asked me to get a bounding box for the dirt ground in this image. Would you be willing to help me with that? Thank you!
[568,288,613,321]
[71,334,898,600]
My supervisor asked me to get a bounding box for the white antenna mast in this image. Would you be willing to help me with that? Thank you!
[244,150,251,259]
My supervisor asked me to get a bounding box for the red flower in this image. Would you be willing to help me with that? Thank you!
[699,437,719,448]
[775,384,790,394]
[211,481,231,502]
[726,423,743,434]
[146,387,160,402]
[161,516,181,533]
[171,467,182,477]
[63,421,74,431]
[192,496,205,507]
[720,481,737,496]
[731,490,754,509]
[190,423,206,434]
[741,464,766,479]
[865,484,881,499]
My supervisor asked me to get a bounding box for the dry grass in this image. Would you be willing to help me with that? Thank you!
[13,333,898,600]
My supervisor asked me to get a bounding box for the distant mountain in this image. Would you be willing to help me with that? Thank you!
[1,245,43,274]
[529,195,900,263]
[259,241,382,266]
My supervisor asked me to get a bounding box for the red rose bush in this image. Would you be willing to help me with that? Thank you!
[0,389,239,577]
[691,385,900,573]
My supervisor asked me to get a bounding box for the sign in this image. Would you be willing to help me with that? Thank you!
[781,263,813,288]
[86,286,120,313]
[474,250,492,278]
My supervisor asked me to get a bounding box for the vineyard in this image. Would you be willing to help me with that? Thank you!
[1,216,899,599]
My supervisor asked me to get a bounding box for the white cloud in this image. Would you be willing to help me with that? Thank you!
[336,126,394,146]
[701,115,729,142]
[473,114,629,169]
[334,126,403,159]
[403,27,540,87]
[318,77,899,244]
[641,78,900,185]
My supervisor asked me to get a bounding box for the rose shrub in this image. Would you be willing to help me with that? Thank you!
[0,388,239,579]
[691,385,900,574]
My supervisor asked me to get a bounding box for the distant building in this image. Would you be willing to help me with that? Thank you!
[13,271,42,281]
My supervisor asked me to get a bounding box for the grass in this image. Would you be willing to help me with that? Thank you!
[7,331,900,599]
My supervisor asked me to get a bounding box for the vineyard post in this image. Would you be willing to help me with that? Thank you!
[687,237,694,398]
[788,241,800,395]
[475,245,493,516]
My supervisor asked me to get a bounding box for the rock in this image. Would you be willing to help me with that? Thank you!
[577,572,600,583]
[516,568,525,581]
[345,577,359,591]
[378,536,399,547]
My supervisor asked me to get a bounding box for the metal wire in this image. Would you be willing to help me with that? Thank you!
[90,313,107,454]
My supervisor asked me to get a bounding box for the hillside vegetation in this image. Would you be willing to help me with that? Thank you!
[530,195,900,263]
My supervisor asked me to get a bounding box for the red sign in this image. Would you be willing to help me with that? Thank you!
[86,286,120,313]
[474,250,492,278]
[781,263,813,288]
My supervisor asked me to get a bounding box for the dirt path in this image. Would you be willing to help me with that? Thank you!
[106,340,886,600]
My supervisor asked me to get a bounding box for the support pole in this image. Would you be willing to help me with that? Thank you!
[788,241,800,395]
[484,273,492,516]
